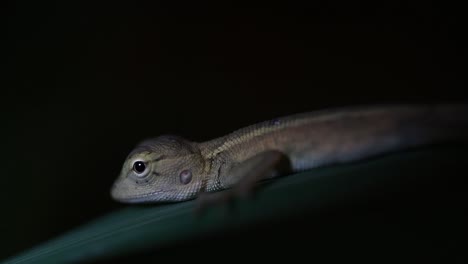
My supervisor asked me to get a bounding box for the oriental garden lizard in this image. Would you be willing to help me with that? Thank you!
[110,104,468,210]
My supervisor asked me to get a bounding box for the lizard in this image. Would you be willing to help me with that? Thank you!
[110,104,468,208]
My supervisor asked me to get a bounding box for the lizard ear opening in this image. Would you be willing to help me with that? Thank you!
[179,169,192,184]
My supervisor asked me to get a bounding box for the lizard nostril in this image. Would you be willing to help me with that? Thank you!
[179,170,192,184]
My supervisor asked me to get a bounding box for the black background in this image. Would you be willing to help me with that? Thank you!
[2,0,466,260]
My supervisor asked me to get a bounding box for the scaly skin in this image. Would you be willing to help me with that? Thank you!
[110,104,468,203]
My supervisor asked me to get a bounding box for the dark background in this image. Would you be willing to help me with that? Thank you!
[2,0,466,260]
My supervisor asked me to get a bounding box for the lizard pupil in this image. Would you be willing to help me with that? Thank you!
[133,161,146,174]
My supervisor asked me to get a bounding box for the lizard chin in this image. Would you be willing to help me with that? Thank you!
[110,187,178,203]
[110,179,198,203]
[111,191,170,203]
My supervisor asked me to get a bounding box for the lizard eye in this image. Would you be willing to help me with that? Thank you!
[133,161,147,175]
[179,169,192,184]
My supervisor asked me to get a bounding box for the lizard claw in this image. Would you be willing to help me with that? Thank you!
[193,183,260,216]
[194,190,234,216]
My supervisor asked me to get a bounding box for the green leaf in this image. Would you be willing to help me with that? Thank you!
[3,145,467,263]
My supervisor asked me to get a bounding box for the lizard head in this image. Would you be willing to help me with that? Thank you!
[111,135,206,203]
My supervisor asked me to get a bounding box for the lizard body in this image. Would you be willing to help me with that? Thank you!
[111,104,468,203]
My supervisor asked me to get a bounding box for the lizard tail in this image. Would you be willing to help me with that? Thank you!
[406,104,468,145]
[320,103,468,165]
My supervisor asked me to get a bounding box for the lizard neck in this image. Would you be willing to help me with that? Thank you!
[198,138,229,192]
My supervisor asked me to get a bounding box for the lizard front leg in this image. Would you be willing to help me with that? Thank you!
[195,150,291,213]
